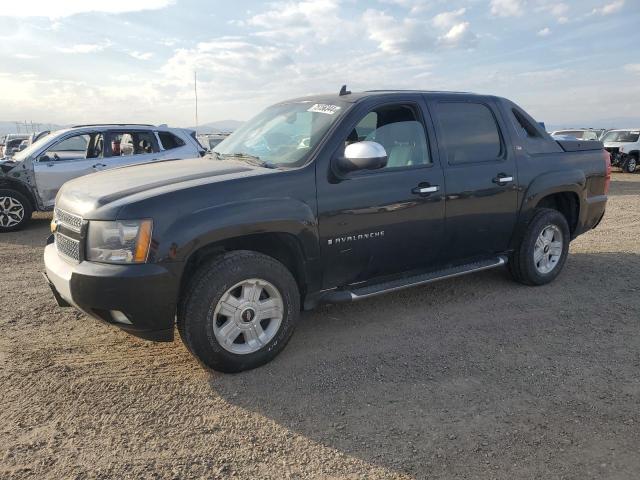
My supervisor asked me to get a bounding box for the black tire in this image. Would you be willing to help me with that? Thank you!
[178,250,300,373]
[624,155,637,173]
[509,208,570,286]
[0,189,32,232]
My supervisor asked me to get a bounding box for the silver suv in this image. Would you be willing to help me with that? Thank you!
[0,124,204,231]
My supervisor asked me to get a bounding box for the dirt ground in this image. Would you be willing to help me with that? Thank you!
[1,173,639,480]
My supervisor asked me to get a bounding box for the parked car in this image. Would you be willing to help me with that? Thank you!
[197,133,230,151]
[44,90,609,372]
[0,133,30,158]
[0,124,204,231]
[601,129,640,173]
[550,129,601,141]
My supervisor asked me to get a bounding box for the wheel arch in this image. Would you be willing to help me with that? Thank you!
[0,178,38,211]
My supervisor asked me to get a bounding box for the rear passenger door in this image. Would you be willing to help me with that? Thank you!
[427,97,519,260]
[104,130,160,169]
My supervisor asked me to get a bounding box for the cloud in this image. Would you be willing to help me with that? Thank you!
[438,22,477,48]
[536,1,569,22]
[490,0,525,17]
[246,0,344,43]
[56,41,112,54]
[129,51,154,61]
[161,38,294,90]
[362,9,433,54]
[624,64,640,74]
[13,53,38,59]
[0,0,174,18]
[432,8,466,29]
[591,0,625,15]
[537,27,551,36]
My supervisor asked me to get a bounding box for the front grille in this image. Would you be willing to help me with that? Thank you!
[55,232,80,261]
[55,208,82,232]
[605,147,619,154]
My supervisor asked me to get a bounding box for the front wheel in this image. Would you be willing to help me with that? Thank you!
[624,155,637,173]
[178,250,300,373]
[509,208,570,286]
[0,189,32,232]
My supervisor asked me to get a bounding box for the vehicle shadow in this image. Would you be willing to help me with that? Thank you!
[0,212,52,247]
[209,252,640,478]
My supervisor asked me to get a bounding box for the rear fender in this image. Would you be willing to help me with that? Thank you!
[512,169,585,247]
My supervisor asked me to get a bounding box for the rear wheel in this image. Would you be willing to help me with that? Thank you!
[178,250,300,372]
[624,155,637,173]
[509,208,570,286]
[0,189,32,232]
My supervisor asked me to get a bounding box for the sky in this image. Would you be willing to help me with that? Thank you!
[0,0,638,128]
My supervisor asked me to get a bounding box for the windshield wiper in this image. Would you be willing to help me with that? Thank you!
[220,152,277,169]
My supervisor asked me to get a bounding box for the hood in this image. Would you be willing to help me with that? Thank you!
[56,157,273,217]
[603,141,633,148]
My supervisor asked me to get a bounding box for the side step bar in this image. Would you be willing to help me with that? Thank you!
[322,256,508,303]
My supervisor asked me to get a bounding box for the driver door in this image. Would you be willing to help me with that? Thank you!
[33,132,104,208]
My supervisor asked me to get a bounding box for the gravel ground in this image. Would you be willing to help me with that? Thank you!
[1,173,639,479]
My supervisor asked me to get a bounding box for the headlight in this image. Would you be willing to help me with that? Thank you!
[87,219,153,264]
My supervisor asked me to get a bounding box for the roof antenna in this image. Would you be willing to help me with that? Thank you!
[339,84,351,96]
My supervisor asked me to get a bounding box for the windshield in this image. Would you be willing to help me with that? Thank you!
[12,132,55,161]
[602,130,640,143]
[214,101,348,167]
[554,130,584,139]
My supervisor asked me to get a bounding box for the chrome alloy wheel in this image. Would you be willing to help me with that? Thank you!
[213,278,284,355]
[0,196,25,228]
[534,225,563,274]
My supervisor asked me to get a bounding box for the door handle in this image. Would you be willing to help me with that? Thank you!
[412,184,439,195]
[493,174,514,185]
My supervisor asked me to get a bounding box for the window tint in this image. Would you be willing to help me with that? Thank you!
[108,131,158,157]
[435,102,502,164]
[158,131,185,150]
[44,133,103,161]
[347,104,430,169]
[51,135,89,153]
[512,109,542,139]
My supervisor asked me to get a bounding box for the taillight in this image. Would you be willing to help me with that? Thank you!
[604,150,612,194]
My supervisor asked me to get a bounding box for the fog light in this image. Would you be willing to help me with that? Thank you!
[110,310,132,325]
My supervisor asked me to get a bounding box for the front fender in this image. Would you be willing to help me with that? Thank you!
[161,197,320,263]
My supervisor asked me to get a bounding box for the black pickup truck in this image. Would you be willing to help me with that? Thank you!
[44,89,610,372]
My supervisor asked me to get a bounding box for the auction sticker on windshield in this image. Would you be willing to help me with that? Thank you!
[307,104,341,115]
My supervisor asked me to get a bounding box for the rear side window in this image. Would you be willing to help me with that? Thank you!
[511,109,542,139]
[435,102,502,164]
[107,131,158,157]
[158,131,185,150]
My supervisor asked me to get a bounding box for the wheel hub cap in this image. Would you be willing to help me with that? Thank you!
[0,196,25,228]
[212,278,284,355]
[533,225,563,274]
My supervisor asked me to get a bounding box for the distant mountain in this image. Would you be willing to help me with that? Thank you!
[191,119,244,134]
[0,121,67,137]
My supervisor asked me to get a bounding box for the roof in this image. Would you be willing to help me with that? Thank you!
[280,89,482,105]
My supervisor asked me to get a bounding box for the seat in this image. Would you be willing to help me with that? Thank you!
[367,121,428,168]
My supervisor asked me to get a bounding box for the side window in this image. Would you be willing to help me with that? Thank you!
[44,133,97,161]
[158,131,185,150]
[583,131,599,141]
[511,108,542,139]
[435,102,502,164]
[107,131,158,157]
[346,104,431,169]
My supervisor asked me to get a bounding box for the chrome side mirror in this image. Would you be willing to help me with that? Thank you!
[337,141,388,172]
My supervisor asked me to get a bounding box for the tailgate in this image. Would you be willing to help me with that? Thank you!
[556,139,604,152]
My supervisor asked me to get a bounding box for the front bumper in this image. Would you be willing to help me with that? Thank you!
[44,243,181,342]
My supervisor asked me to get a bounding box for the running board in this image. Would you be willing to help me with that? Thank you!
[321,256,508,303]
